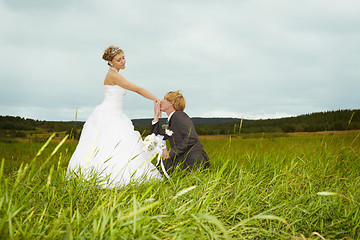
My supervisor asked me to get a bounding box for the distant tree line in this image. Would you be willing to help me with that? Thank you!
[0,116,85,141]
[193,109,360,135]
[1,109,359,139]
[0,116,84,132]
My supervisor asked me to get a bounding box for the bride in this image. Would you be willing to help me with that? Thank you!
[67,45,162,188]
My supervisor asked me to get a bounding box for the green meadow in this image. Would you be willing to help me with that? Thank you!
[0,132,359,239]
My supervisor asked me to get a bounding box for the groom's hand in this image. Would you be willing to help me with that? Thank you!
[162,149,170,159]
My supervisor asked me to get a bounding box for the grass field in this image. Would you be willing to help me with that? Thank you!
[0,132,359,239]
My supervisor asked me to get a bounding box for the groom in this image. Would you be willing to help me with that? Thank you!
[151,90,210,174]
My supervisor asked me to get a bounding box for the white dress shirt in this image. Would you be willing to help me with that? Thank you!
[152,111,175,125]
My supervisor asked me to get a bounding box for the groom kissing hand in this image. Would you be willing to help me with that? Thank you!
[150,90,210,174]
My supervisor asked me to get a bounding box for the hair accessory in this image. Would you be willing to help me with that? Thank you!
[110,47,120,54]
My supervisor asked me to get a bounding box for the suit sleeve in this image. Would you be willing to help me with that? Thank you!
[168,113,198,160]
[150,121,168,139]
[150,121,160,134]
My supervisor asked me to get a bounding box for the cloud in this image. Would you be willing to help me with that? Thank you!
[0,0,359,121]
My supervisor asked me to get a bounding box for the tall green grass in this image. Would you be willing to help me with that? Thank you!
[0,132,359,239]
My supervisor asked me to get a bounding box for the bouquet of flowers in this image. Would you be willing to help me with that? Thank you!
[143,133,166,155]
[142,133,169,179]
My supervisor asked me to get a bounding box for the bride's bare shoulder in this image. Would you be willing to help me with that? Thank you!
[104,70,119,84]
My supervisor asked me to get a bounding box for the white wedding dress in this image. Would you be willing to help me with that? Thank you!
[67,82,162,188]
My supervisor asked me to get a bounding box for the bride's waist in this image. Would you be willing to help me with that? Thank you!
[103,94,124,101]
[100,98,123,107]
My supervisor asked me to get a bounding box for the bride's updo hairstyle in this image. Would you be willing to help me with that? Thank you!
[102,45,124,66]
[165,90,186,111]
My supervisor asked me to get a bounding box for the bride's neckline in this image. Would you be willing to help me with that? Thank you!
[109,66,119,73]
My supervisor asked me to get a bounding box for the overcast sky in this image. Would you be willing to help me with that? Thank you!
[1,0,359,121]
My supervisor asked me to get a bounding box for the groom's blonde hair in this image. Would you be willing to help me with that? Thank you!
[165,90,186,111]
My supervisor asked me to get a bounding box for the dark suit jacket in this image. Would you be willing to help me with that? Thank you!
[150,111,210,173]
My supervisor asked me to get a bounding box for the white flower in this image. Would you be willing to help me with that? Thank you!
[143,134,156,152]
[143,133,166,155]
[165,129,174,136]
[162,124,174,136]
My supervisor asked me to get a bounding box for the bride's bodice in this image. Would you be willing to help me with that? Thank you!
[100,85,127,110]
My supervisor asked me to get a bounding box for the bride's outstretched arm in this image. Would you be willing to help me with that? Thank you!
[108,71,160,101]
